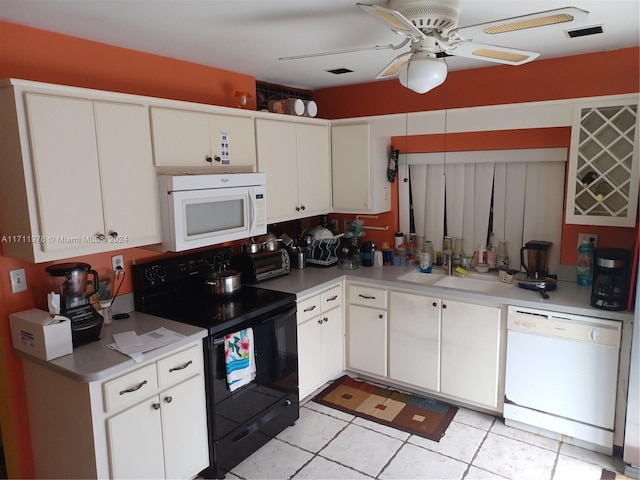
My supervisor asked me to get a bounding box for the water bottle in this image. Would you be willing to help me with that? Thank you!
[576,239,594,286]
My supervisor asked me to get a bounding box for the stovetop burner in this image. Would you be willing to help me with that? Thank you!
[132,247,296,335]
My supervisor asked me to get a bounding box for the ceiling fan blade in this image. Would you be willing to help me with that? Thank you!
[375,51,411,79]
[452,6,589,40]
[357,2,425,39]
[278,39,409,61]
[448,42,539,66]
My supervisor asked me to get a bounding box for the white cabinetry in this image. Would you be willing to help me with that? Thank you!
[389,291,440,392]
[331,122,391,214]
[150,106,257,170]
[0,82,161,262]
[256,118,331,223]
[346,283,388,377]
[297,283,344,399]
[565,96,639,227]
[22,342,209,479]
[440,300,503,409]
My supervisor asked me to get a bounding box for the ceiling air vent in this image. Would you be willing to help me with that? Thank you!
[565,25,604,38]
[326,68,353,75]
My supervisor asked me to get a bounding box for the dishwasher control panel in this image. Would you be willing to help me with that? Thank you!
[507,306,621,347]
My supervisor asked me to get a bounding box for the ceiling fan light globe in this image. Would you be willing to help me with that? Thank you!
[399,55,448,94]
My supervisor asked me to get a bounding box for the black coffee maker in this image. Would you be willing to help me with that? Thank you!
[591,248,632,311]
[45,262,104,346]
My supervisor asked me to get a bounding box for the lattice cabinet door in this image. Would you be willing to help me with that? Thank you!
[566,96,640,227]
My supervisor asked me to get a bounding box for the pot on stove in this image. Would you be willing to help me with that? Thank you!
[205,269,242,296]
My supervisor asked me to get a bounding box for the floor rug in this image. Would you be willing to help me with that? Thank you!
[313,375,458,442]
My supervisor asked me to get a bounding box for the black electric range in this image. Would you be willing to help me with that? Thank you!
[132,246,299,479]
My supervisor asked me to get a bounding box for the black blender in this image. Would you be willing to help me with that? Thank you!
[45,262,103,347]
[591,248,632,311]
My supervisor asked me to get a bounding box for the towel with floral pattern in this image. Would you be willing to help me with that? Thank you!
[224,328,255,391]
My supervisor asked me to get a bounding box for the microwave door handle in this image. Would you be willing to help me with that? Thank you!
[248,193,254,230]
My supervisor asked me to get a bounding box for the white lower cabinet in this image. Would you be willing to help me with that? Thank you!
[108,374,208,479]
[346,282,504,411]
[440,300,503,409]
[389,291,440,392]
[346,284,388,377]
[297,284,344,399]
[22,342,208,479]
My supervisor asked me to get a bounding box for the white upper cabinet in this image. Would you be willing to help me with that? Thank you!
[0,82,161,262]
[566,96,639,227]
[331,122,391,214]
[150,106,257,171]
[255,117,331,223]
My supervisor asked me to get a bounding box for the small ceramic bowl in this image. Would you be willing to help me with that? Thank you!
[474,263,490,273]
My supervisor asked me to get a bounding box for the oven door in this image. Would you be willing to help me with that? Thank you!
[207,303,298,442]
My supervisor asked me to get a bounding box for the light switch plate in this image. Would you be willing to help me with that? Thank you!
[9,268,27,293]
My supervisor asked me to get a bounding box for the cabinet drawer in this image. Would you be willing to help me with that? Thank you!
[157,345,203,388]
[103,364,158,413]
[321,285,342,312]
[297,294,322,324]
[348,284,387,309]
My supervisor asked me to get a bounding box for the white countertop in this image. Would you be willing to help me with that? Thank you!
[15,312,208,383]
[258,264,634,323]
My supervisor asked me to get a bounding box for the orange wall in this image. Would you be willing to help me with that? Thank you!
[0,20,257,478]
[316,47,639,262]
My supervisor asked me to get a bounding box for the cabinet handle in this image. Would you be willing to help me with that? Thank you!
[152,403,160,410]
[323,317,328,323]
[164,396,173,404]
[317,319,324,325]
[119,380,147,395]
[326,295,338,302]
[378,314,384,319]
[442,304,447,309]
[432,302,437,307]
[205,155,221,163]
[295,206,301,212]
[109,231,118,238]
[300,205,305,211]
[95,233,106,241]
[169,360,193,372]
[359,294,376,300]
[304,305,317,312]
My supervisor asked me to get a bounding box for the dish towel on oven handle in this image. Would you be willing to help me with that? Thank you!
[224,328,256,392]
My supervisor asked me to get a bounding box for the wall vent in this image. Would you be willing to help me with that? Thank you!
[326,68,354,75]
[566,25,604,38]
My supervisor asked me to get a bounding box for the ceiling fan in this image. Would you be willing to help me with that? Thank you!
[279,0,589,93]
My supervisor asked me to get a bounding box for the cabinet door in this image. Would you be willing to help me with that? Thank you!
[389,292,440,391]
[208,113,256,168]
[347,304,387,377]
[296,123,331,217]
[107,396,165,479]
[25,93,105,252]
[255,118,299,222]
[161,376,210,480]
[565,98,639,227]
[95,101,161,247]
[440,300,502,409]
[298,315,324,400]
[150,107,212,166]
[321,307,344,381]
[332,123,371,210]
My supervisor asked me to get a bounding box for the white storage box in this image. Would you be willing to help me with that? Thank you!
[10,309,73,361]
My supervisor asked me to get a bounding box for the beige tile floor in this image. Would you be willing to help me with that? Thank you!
[224,388,627,480]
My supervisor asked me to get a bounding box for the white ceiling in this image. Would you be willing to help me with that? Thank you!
[1,0,638,91]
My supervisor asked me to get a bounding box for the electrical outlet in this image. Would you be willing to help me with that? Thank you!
[112,254,124,272]
[329,219,339,231]
[9,268,27,293]
[578,233,598,248]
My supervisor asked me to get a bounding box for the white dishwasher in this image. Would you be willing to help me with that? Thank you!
[504,306,621,454]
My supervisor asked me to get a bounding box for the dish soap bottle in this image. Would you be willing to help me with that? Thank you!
[576,239,594,286]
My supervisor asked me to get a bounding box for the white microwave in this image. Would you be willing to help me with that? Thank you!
[153,173,267,252]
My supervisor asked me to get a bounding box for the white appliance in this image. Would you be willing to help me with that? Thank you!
[153,173,266,252]
[504,306,622,454]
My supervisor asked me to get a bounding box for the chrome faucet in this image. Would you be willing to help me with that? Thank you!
[443,251,453,275]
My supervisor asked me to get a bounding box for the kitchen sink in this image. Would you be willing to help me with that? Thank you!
[398,270,514,294]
